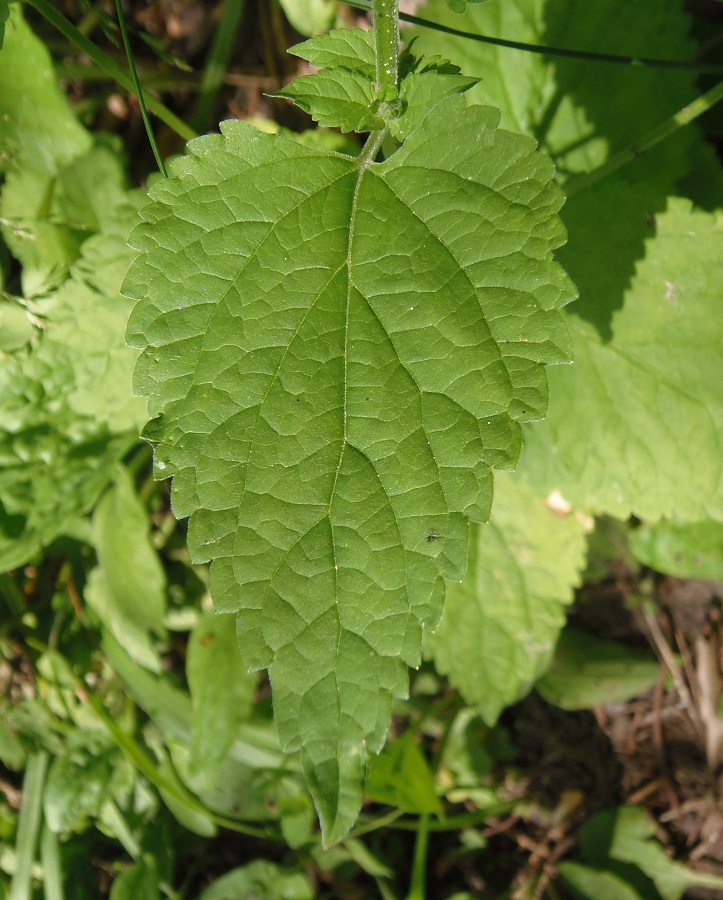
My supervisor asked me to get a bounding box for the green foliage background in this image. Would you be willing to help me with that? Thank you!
[1,0,722,896]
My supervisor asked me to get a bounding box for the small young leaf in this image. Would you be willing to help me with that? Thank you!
[365,730,442,814]
[109,854,160,900]
[277,70,384,133]
[288,27,376,77]
[558,862,644,900]
[125,93,573,842]
[43,731,125,833]
[581,806,723,900]
[390,55,478,142]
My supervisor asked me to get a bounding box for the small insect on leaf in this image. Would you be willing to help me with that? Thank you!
[425,530,442,543]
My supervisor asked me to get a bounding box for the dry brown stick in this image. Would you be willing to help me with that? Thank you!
[635,602,704,739]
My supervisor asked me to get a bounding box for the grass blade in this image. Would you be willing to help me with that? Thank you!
[10,751,49,900]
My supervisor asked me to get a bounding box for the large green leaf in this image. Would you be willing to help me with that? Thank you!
[124,91,573,841]
[519,197,723,521]
[427,472,587,724]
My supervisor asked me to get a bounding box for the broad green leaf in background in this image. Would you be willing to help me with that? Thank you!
[277,0,337,37]
[124,75,574,838]
[579,806,723,899]
[0,301,34,353]
[199,860,314,900]
[86,467,167,672]
[536,630,660,711]
[365,730,442,814]
[557,862,644,900]
[519,198,723,521]
[0,6,90,173]
[186,611,257,785]
[104,631,294,774]
[629,520,723,581]
[427,472,587,724]
[154,746,217,838]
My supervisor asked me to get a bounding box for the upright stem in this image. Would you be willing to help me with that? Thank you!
[373,0,400,96]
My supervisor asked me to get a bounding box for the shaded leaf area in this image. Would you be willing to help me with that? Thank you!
[411,0,707,341]
[0,6,90,174]
[411,0,696,179]
[519,198,723,521]
[428,471,587,724]
[124,83,574,839]
[0,8,147,571]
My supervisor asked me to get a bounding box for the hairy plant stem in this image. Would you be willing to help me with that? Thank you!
[373,0,400,96]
